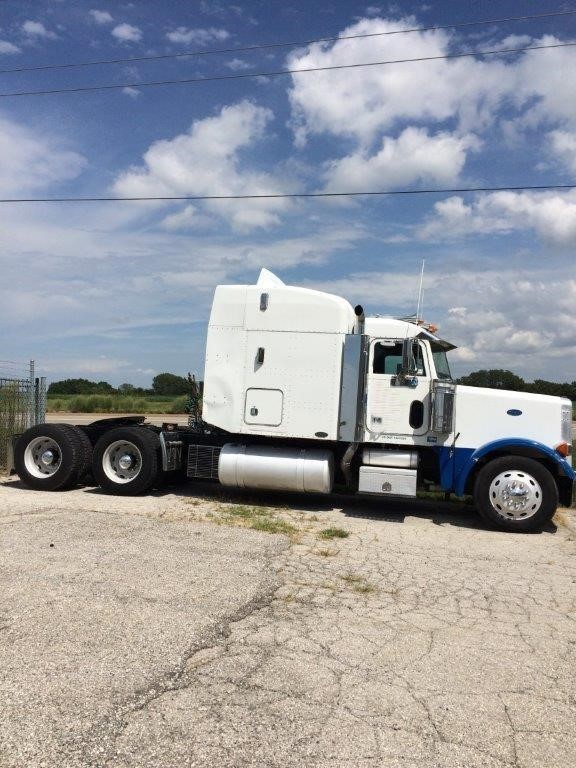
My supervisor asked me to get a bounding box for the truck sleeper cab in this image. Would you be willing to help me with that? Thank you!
[12,269,574,533]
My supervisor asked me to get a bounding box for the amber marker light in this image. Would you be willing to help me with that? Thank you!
[555,442,572,457]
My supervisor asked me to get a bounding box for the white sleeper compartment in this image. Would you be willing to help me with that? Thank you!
[358,466,417,497]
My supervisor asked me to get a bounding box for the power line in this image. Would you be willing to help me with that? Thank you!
[1,8,575,77]
[1,40,575,100]
[1,184,574,203]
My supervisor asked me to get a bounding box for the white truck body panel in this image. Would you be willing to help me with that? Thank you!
[203,272,357,440]
[455,386,571,453]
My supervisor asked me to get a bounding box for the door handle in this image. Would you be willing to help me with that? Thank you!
[256,347,265,364]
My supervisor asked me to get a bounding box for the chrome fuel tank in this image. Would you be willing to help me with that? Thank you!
[218,444,334,494]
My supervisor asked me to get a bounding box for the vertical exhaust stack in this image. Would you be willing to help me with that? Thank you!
[354,305,365,335]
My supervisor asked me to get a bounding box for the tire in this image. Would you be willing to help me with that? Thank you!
[92,426,161,495]
[75,428,93,482]
[474,456,558,532]
[14,423,89,491]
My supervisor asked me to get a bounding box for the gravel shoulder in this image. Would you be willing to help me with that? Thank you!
[1,478,575,768]
[0,480,287,768]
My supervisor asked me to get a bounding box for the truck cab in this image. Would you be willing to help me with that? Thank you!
[13,268,574,533]
[200,268,573,531]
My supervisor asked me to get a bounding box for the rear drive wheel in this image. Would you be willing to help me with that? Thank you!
[92,426,161,495]
[474,456,558,532]
[15,424,89,491]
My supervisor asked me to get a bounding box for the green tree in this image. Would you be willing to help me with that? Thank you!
[527,379,576,400]
[48,378,115,395]
[457,369,525,391]
[152,372,190,396]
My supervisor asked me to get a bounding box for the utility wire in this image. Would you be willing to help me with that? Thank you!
[1,8,574,76]
[1,184,574,204]
[1,40,575,99]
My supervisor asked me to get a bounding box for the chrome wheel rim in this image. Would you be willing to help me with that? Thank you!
[102,440,142,484]
[489,470,542,520]
[24,437,62,479]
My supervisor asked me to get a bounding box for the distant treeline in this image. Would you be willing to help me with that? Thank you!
[48,373,199,397]
[457,369,576,400]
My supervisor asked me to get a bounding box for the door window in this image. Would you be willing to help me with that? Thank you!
[372,341,427,376]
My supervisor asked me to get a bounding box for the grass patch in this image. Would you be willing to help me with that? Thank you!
[201,503,300,537]
[47,393,189,414]
[250,517,297,535]
[227,504,270,519]
[314,547,339,557]
[0,382,30,473]
[319,527,350,540]
[341,573,377,594]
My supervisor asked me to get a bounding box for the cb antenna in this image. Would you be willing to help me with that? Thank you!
[416,259,425,324]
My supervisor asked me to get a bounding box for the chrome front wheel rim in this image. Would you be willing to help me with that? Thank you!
[24,437,62,479]
[102,440,142,484]
[489,470,542,520]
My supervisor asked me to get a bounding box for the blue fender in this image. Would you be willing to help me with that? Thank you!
[453,438,575,496]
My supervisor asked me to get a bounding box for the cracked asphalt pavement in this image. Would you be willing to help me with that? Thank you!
[1,479,575,768]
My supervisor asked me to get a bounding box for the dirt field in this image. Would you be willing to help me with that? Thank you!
[1,477,575,768]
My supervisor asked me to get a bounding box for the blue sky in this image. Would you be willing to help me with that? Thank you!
[0,0,575,385]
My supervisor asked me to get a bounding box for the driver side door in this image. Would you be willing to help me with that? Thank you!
[365,338,431,437]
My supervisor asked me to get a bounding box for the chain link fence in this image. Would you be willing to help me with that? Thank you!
[0,363,46,473]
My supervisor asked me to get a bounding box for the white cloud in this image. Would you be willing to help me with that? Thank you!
[286,17,576,198]
[166,26,229,45]
[0,117,86,195]
[41,356,130,375]
[122,86,141,99]
[112,23,142,43]
[513,38,576,131]
[420,190,576,244]
[89,10,113,25]
[161,205,196,230]
[323,128,479,191]
[287,17,514,145]
[0,40,20,54]
[225,57,251,71]
[22,21,57,40]
[113,100,295,232]
[549,130,576,175]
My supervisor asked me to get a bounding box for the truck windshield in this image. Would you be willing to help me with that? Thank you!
[431,344,452,380]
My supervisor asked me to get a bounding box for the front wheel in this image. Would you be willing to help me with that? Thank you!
[92,426,161,495]
[474,456,558,532]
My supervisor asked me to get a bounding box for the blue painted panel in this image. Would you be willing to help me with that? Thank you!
[432,439,575,495]
[433,446,473,491]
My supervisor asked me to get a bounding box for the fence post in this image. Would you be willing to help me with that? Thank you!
[36,377,47,424]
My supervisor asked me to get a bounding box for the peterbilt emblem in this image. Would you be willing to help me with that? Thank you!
[381,482,392,492]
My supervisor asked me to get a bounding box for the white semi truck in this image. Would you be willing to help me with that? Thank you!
[13,269,574,532]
